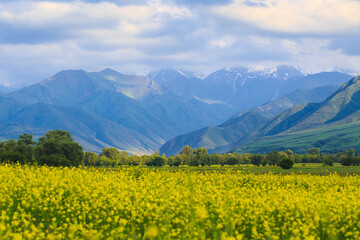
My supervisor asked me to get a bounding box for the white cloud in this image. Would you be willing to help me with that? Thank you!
[0,1,191,30]
[214,0,360,34]
[0,0,360,85]
[0,2,72,26]
[210,35,236,48]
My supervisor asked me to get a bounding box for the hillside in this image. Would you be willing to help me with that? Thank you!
[0,97,158,154]
[3,69,235,153]
[233,76,360,153]
[0,67,354,154]
[258,76,360,136]
[234,121,360,154]
[160,84,341,155]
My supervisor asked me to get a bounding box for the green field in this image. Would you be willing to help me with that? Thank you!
[116,163,360,176]
[234,121,360,154]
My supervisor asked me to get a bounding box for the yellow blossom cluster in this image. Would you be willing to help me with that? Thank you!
[0,165,359,239]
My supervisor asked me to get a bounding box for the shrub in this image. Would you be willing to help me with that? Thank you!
[146,156,166,166]
[95,156,118,167]
[38,154,71,167]
[173,160,182,166]
[189,158,200,166]
[323,157,334,166]
[226,157,239,165]
[278,158,294,169]
[251,154,264,166]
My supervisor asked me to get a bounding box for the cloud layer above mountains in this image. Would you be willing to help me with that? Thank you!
[0,0,360,85]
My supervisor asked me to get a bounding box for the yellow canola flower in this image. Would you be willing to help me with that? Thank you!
[0,165,359,239]
[144,225,159,239]
[195,206,209,220]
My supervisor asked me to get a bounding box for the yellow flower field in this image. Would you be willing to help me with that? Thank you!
[0,165,359,239]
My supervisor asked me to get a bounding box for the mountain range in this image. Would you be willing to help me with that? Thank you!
[161,76,360,155]
[0,66,354,154]
[0,84,19,94]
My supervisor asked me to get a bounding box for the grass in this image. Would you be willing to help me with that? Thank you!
[114,163,360,176]
[234,121,360,154]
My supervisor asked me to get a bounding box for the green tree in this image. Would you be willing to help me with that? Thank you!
[339,148,358,166]
[38,154,71,167]
[251,154,264,166]
[285,149,294,156]
[267,150,280,166]
[36,130,83,166]
[100,148,120,161]
[323,157,334,166]
[17,133,36,164]
[193,148,210,166]
[0,140,20,163]
[84,152,98,166]
[180,145,193,157]
[278,158,294,169]
[146,155,166,166]
[307,148,320,155]
[226,153,240,165]
[189,158,200,166]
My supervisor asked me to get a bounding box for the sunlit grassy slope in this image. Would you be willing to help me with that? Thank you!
[234,121,360,154]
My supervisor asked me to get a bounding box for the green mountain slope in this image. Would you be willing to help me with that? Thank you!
[160,111,269,156]
[233,76,360,153]
[234,121,360,154]
[160,84,340,155]
[259,76,360,137]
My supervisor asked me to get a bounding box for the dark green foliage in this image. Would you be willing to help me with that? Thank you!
[99,148,131,165]
[36,130,83,166]
[308,148,321,155]
[226,156,239,165]
[0,134,36,164]
[339,149,359,166]
[251,154,264,166]
[0,139,19,163]
[354,156,360,166]
[267,150,279,166]
[189,158,200,166]
[193,147,211,166]
[84,152,98,166]
[95,156,118,167]
[38,154,71,167]
[278,158,294,169]
[180,145,193,157]
[323,157,334,166]
[3,131,360,168]
[146,155,166,166]
[17,133,36,163]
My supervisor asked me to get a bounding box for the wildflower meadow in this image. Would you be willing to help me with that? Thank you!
[0,165,359,239]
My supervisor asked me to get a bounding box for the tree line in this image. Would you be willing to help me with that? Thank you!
[0,130,359,167]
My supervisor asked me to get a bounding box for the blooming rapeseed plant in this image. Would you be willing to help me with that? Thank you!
[0,165,359,239]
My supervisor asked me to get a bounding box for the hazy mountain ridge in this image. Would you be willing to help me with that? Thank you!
[203,66,351,110]
[0,66,354,154]
[233,76,360,153]
[0,83,21,94]
[1,68,237,154]
[159,83,345,155]
[0,96,158,154]
[256,77,360,134]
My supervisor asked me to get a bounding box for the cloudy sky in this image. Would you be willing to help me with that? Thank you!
[0,0,360,85]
